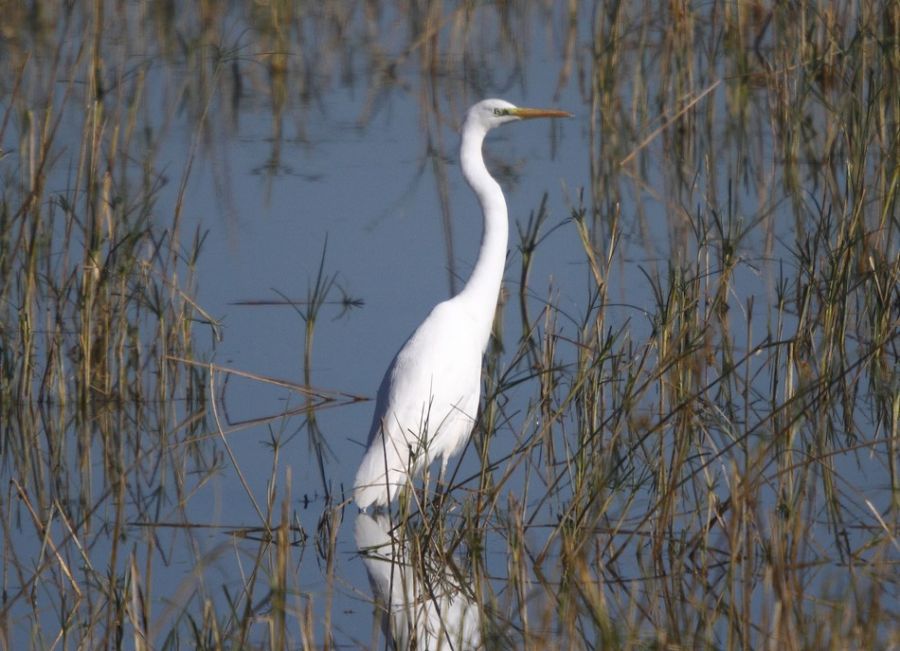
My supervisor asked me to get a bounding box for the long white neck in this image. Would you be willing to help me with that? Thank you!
[456,120,508,353]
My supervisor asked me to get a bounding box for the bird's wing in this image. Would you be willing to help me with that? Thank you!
[380,300,482,441]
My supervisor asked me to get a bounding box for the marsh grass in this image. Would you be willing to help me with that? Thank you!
[1,1,898,649]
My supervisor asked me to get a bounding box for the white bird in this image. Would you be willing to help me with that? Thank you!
[353,99,570,509]
[355,512,482,650]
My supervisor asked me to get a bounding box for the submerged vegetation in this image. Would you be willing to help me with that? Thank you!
[1,1,897,649]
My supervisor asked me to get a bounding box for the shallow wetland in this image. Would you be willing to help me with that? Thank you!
[0,2,898,649]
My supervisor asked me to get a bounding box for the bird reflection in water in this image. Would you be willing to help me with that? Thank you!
[355,513,482,650]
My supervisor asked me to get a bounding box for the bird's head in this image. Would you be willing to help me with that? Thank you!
[464,99,571,133]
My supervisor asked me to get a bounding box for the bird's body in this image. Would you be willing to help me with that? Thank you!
[353,99,569,509]
[354,298,484,508]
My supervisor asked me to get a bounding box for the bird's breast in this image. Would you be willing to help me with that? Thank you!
[380,300,483,452]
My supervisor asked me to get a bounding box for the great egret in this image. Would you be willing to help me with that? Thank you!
[355,512,482,650]
[353,99,570,509]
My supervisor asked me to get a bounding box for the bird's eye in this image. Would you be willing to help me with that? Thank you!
[493,108,506,116]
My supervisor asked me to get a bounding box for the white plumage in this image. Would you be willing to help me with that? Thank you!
[353,99,570,509]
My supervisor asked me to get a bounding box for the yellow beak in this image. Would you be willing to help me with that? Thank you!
[510,107,572,120]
